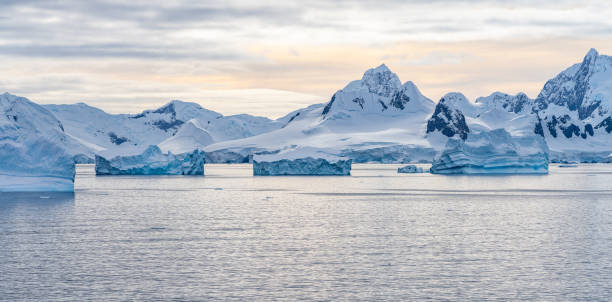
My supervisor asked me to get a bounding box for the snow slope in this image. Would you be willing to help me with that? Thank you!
[45,100,284,160]
[158,119,214,154]
[0,93,75,192]
[206,64,437,163]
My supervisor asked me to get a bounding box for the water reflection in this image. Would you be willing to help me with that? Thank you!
[0,192,75,205]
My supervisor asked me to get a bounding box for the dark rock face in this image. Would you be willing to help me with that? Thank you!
[426,99,469,140]
[283,112,300,128]
[352,97,365,109]
[152,103,176,114]
[152,119,184,131]
[108,132,128,145]
[534,115,545,137]
[543,114,595,139]
[389,90,410,110]
[506,93,531,114]
[128,102,185,132]
[596,117,612,133]
[322,94,336,116]
[378,100,388,111]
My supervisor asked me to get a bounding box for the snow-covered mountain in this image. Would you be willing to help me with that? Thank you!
[45,100,285,159]
[426,92,539,148]
[532,48,612,161]
[5,48,612,167]
[0,93,75,191]
[205,64,438,163]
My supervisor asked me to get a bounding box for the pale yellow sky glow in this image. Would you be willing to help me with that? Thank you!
[1,1,612,118]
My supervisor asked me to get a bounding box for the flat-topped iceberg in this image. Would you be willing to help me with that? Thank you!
[397,165,424,173]
[430,129,548,174]
[95,145,205,175]
[253,147,351,176]
[1,93,75,192]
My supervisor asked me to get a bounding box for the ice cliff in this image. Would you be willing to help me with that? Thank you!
[430,129,549,174]
[253,147,351,176]
[0,93,75,191]
[95,145,205,175]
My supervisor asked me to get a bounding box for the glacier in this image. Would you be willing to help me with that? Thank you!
[95,145,205,175]
[397,165,424,173]
[0,93,75,192]
[431,129,549,174]
[44,100,284,162]
[206,64,437,164]
[253,147,351,176]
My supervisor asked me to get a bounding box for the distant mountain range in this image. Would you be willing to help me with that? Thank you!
[3,48,612,163]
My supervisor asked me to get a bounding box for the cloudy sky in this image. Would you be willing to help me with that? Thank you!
[1,0,612,118]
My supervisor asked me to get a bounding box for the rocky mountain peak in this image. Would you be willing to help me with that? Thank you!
[360,63,402,98]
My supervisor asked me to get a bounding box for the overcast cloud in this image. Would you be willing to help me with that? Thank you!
[1,0,612,117]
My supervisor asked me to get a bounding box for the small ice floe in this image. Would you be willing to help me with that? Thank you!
[558,164,578,168]
[397,165,424,173]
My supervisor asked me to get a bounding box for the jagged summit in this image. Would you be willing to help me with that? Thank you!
[531,48,612,147]
[360,63,402,98]
[322,64,433,116]
[585,48,599,60]
[475,92,533,114]
[426,93,471,140]
[535,48,612,119]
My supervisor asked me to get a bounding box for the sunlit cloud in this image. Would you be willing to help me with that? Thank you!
[1,0,612,117]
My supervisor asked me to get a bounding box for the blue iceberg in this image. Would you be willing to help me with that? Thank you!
[1,93,75,192]
[430,129,549,174]
[95,145,205,175]
[253,147,351,176]
[397,165,424,173]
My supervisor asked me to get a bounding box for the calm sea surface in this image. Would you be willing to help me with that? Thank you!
[1,164,611,301]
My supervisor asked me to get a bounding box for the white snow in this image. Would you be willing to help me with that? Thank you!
[95,145,205,175]
[158,119,213,154]
[44,100,284,161]
[0,93,75,192]
[207,64,436,163]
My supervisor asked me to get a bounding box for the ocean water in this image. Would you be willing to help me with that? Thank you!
[1,164,611,301]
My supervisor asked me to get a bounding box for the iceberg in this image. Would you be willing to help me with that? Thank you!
[253,147,351,176]
[1,93,75,192]
[95,145,205,175]
[431,129,549,174]
[397,165,424,173]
